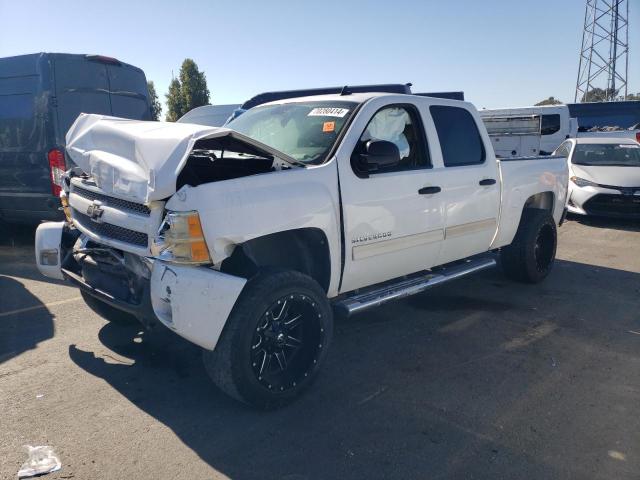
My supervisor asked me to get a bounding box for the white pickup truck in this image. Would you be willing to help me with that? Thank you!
[35,93,568,408]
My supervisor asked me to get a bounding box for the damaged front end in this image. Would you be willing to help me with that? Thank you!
[34,115,283,340]
[65,113,302,204]
[36,214,247,346]
[36,221,158,327]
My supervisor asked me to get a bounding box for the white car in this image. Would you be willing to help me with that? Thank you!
[35,93,568,408]
[554,137,640,219]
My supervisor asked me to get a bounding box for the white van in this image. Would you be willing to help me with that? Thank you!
[479,105,577,158]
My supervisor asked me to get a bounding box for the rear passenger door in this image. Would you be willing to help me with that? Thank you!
[428,104,500,264]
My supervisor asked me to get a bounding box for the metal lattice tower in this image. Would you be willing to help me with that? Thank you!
[575,0,629,102]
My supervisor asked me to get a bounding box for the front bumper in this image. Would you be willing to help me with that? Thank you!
[568,184,640,219]
[35,222,247,350]
[150,262,246,349]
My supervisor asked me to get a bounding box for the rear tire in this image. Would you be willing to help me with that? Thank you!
[80,290,139,325]
[203,269,333,409]
[501,210,557,283]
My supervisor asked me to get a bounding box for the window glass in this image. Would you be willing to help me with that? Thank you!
[554,142,571,157]
[351,105,429,175]
[227,101,356,164]
[430,105,485,166]
[108,65,151,120]
[572,143,640,167]
[55,57,111,135]
[541,114,561,135]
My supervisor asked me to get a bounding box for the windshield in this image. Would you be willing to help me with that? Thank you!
[226,101,357,165]
[572,143,640,167]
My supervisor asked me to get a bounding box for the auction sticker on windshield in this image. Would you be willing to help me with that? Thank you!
[308,107,350,118]
[322,121,335,132]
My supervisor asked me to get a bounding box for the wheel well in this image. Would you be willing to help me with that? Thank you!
[220,228,331,292]
[523,191,554,212]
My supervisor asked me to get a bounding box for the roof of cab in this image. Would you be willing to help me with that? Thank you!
[257,92,469,109]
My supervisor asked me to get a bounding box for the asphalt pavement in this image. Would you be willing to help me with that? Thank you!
[1,216,639,479]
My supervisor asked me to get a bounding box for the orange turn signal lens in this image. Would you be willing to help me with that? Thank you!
[187,214,204,238]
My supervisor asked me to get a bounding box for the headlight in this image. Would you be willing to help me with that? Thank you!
[570,176,598,188]
[59,192,72,223]
[152,211,211,264]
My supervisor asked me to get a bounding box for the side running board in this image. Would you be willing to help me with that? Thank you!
[335,256,497,316]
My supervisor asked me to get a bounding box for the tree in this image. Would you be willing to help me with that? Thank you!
[147,81,162,121]
[165,58,210,122]
[179,59,210,112]
[165,78,184,122]
[581,87,618,103]
[535,96,563,106]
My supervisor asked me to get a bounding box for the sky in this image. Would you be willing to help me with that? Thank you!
[1,0,638,115]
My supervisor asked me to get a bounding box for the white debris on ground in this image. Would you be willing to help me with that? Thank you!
[17,445,61,478]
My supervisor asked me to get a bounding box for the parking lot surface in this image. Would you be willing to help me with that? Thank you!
[1,217,639,479]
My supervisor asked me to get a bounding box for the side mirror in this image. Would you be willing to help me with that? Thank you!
[362,140,401,171]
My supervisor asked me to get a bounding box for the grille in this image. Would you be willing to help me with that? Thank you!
[583,194,640,218]
[73,211,149,247]
[73,185,151,216]
[595,184,640,193]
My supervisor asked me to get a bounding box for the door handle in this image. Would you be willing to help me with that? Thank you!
[479,178,496,186]
[418,186,441,195]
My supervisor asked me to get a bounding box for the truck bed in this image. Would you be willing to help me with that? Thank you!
[493,155,568,249]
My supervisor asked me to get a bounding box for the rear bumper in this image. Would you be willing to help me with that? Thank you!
[35,222,247,350]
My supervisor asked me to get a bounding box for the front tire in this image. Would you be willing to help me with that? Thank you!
[501,210,557,283]
[203,269,334,409]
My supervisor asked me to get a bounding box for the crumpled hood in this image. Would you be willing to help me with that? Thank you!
[571,163,640,187]
[65,113,296,203]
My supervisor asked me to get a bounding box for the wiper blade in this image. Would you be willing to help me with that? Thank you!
[279,157,307,168]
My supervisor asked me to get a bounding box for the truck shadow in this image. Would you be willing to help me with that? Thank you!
[68,258,640,479]
[0,276,54,365]
[0,224,58,365]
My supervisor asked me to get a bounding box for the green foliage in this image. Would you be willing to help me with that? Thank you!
[147,81,162,121]
[581,87,618,103]
[165,78,184,122]
[165,58,210,122]
[179,59,210,112]
[535,96,563,106]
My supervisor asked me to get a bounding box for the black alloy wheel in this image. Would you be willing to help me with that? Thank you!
[202,269,334,409]
[251,293,325,392]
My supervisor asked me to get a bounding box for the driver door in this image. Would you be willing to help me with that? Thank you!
[337,100,445,293]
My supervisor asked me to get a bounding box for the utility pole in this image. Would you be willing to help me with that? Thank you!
[574,0,629,102]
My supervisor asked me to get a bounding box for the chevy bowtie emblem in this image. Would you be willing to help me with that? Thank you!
[86,200,104,222]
